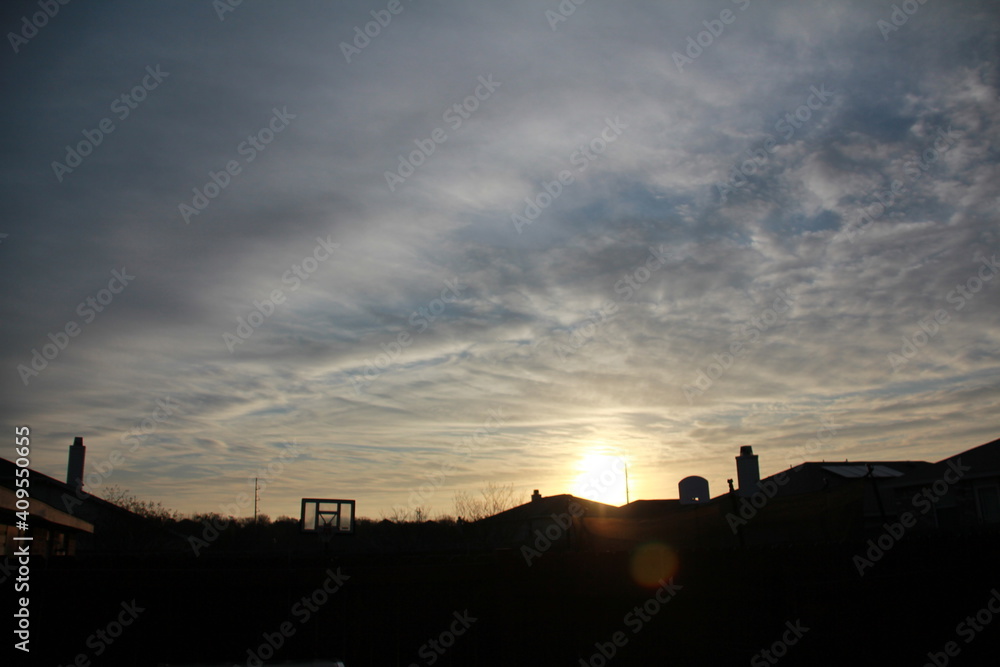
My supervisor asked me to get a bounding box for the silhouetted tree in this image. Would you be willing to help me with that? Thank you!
[99,484,181,522]
[454,481,517,521]
[380,505,431,522]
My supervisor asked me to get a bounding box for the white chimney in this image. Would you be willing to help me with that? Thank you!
[67,436,86,492]
[736,446,759,497]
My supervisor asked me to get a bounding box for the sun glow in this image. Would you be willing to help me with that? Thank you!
[570,449,629,506]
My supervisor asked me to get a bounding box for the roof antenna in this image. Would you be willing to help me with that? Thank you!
[624,460,630,505]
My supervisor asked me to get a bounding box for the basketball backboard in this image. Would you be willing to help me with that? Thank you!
[300,498,356,535]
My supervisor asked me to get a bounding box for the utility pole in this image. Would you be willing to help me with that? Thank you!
[254,477,259,524]
[624,461,630,504]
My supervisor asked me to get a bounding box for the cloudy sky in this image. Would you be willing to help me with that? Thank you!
[2,0,999,519]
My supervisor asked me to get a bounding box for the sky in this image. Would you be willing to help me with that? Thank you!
[2,0,999,520]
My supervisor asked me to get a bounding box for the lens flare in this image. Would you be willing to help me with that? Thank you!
[630,542,679,589]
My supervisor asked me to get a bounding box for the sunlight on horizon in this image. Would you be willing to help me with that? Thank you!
[570,446,631,506]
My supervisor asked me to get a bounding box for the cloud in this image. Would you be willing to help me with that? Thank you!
[2,0,998,516]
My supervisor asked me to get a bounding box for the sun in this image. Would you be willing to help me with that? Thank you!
[570,450,629,505]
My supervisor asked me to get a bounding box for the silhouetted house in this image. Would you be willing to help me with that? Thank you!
[473,489,616,552]
[768,438,1000,533]
[582,496,738,550]
[872,437,1000,531]
[578,436,1000,551]
[773,460,935,532]
[615,499,682,519]
[1,481,94,557]
[0,437,180,555]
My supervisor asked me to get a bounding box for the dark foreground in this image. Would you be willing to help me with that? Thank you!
[20,532,1000,666]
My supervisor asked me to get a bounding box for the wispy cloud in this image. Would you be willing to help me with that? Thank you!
[2,0,998,516]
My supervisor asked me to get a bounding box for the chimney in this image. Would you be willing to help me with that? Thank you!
[531,489,541,503]
[67,437,86,492]
[736,445,760,497]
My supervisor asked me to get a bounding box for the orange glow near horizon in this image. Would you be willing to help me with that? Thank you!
[570,447,630,506]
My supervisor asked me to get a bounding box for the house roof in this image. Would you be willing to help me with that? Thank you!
[0,485,94,533]
[614,499,685,519]
[477,493,617,523]
[0,456,146,521]
[891,437,1000,487]
[820,464,906,478]
[741,437,1000,499]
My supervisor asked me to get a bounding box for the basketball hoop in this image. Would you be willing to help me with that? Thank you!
[300,498,356,536]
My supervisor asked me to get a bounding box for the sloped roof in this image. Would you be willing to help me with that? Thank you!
[478,493,617,523]
[0,485,94,533]
[749,460,936,498]
[893,437,1000,487]
[0,456,147,521]
[820,464,906,478]
[936,436,1000,471]
[615,499,685,519]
